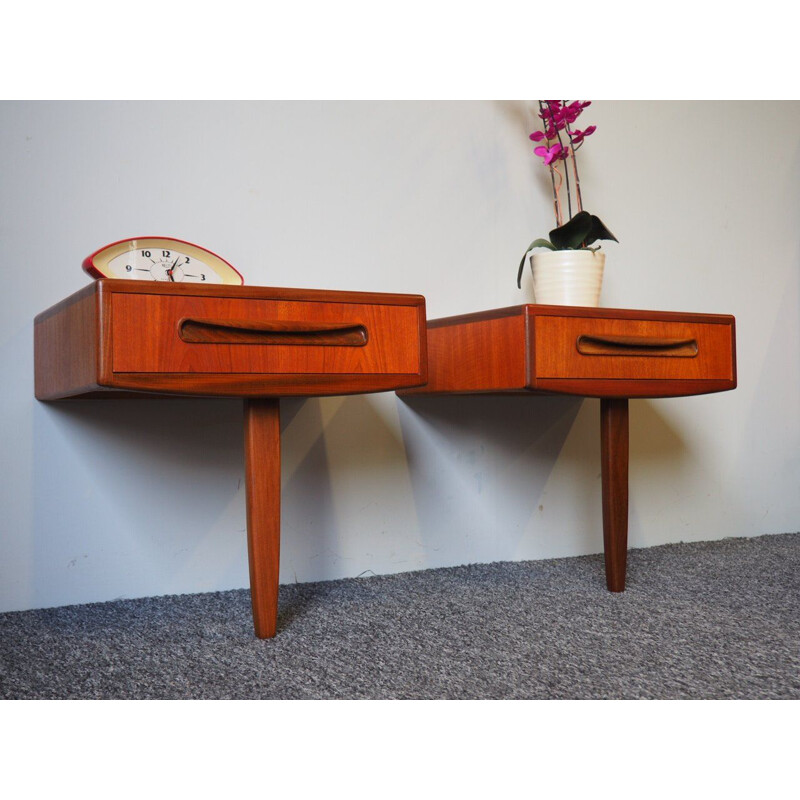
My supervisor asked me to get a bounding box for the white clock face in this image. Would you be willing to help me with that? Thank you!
[106,246,224,284]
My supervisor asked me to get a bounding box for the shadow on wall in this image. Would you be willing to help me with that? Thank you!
[280,394,419,581]
[626,398,693,546]
[397,393,693,565]
[28,386,695,609]
[31,397,246,607]
[28,392,418,606]
[397,394,584,563]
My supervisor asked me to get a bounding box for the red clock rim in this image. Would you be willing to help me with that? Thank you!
[82,236,245,284]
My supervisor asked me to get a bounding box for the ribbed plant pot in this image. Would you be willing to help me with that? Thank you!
[530,249,605,307]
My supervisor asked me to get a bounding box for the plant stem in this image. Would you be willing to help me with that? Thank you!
[552,164,564,226]
[567,125,583,211]
[563,114,584,213]
[571,154,583,212]
[538,101,561,227]
[555,101,572,220]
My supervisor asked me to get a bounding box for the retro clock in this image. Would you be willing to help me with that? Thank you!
[82,237,244,285]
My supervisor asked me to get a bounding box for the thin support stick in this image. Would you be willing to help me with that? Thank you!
[600,398,629,592]
[243,398,282,638]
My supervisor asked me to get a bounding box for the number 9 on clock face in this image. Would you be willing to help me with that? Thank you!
[82,237,244,285]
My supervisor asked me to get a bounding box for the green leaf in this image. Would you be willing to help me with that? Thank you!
[583,215,618,247]
[548,211,618,249]
[516,239,556,288]
[549,211,593,249]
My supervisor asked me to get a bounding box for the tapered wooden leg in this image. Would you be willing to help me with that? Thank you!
[600,398,629,592]
[243,398,281,638]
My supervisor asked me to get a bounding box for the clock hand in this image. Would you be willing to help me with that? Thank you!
[167,256,179,282]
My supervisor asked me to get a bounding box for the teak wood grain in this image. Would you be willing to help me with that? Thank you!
[534,315,733,382]
[601,398,629,592]
[399,302,737,595]
[400,304,736,398]
[244,399,282,639]
[34,284,100,400]
[575,334,698,358]
[179,318,369,346]
[35,280,427,399]
[35,280,428,638]
[111,294,420,375]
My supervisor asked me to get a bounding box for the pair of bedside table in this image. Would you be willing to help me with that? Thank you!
[35,281,736,637]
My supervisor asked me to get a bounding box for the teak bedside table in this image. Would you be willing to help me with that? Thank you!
[35,280,427,638]
[399,304,737,592]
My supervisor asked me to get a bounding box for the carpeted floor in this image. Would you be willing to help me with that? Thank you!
[1,533,798,700]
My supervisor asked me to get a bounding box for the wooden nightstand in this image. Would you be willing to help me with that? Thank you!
[35,280,428,638]
[399,304,737,591]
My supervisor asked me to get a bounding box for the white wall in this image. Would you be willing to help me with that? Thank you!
[1,101,798,613]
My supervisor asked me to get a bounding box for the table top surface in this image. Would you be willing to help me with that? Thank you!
[426,303,735,328]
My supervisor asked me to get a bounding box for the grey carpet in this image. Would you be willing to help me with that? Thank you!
[1,533,798,699]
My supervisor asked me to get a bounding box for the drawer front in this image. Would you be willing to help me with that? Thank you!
[533,315,734,381]
[111,294,421,375]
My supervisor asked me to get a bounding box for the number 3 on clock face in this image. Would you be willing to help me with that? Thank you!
[83,237,244,285]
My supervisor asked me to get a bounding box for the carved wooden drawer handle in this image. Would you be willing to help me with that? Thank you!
[576,334,698,358]
[179,318,369,346]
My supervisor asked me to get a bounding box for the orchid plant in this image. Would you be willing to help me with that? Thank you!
[517,100,617,288]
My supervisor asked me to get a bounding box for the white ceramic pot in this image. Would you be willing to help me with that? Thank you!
[530,249,605,307]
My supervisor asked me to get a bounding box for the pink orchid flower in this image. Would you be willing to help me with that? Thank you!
[534,143,567,166]
[531,124,560,142]
[543,100,591,127]
[539,101,562,121]
[569,125,596,144]
[541,112,568,132]
[562,100,591,123]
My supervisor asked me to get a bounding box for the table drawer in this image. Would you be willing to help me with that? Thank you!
[111,293,421,375]
[533,314,734,382]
